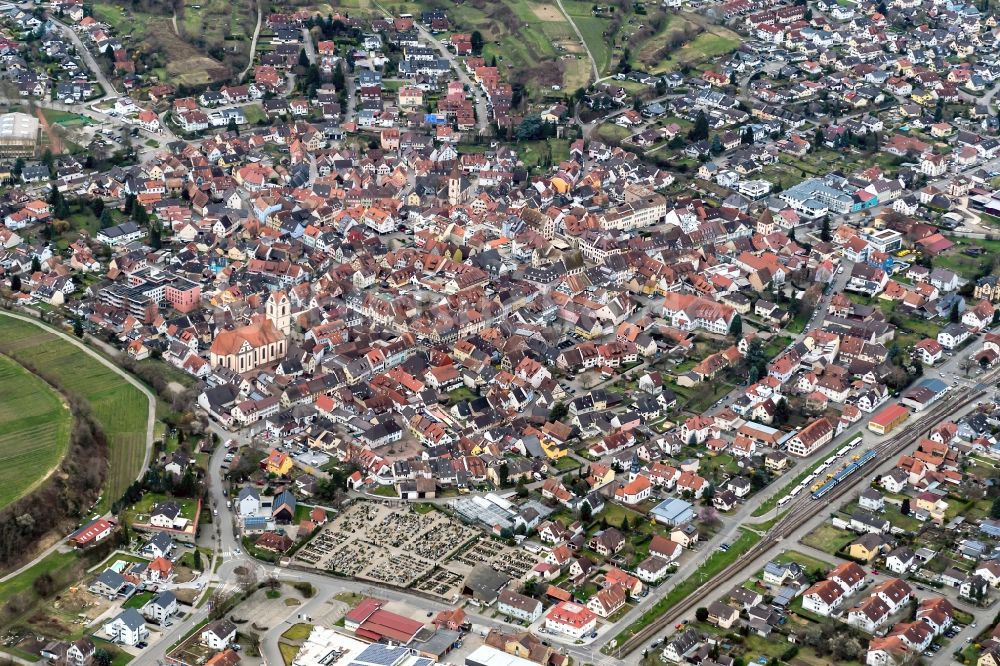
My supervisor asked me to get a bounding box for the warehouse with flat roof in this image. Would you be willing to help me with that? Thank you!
[0,112,39,156]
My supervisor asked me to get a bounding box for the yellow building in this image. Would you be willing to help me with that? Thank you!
[541,438,569,461]
[848,543,879,562]
[264,449,293,476]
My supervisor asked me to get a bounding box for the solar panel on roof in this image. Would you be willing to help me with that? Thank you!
[351,643,407,666]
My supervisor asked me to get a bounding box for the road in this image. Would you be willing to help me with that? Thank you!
[46,14,119,98]
[239,2,264,82]
[368,1,488,133]
[132,422,625,666]
[0,309,156,584]
[130,332,995,666]
[411,22,489,133]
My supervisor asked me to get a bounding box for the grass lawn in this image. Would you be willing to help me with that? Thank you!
[0,315,150,513]
[566,15,612,74]
[597,122,633,144]
[0,353,71,511]
[127,492,198,522]
[241,104,267,124]
[334,592,365,606]
[650,28,741,74]
[123,591,155,609]
[446,386,477,405]
[553,456,581,472]
[281,624,313,641]
[606,529,761,650]
[371,485,398,498]
[775,549,834,573]
[0,550,79,611]
[801,523,854,555]
[278,642,299,666]
[42,109,93,127]
[517,139,571,170]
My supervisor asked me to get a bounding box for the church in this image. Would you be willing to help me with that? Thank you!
[208,291,290,373]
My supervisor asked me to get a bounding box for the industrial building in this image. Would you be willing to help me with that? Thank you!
[0,112,39,156]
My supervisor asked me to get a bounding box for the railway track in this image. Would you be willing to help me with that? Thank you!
[611,377,995,658]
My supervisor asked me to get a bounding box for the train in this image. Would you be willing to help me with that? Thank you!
[811,448,877,500]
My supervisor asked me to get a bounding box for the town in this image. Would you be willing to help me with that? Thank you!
[5,2,1000,666]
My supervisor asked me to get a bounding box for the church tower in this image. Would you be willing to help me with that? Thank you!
[628,452,641,483]
[266,290,291,336]
[448,169,462,206]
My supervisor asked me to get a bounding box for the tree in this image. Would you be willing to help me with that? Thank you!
[93,649,113,666]
[298,48,309,68]
[820,217,832,242]
[9,274,21,292]
[695,607,709,622]
[710,134,723,154]
[73,318,84,338]
[193,548,203,570]
[515,115,545,141]
[100,208,114,228]
[498,463,510,487]
[579,501,592,524]
[235,564,259,593]
[470,30,484,54]
[950,299,961,323]
[150,222,162,250]
[31,255,41,273]
[33,572,55,597]
[690,110,709,142]
[516,477,529,498]
[742,127,754,145]
[133,203,149,226]
[901,498,911,515]
[550,402,568,421]
[991,496,1000,520]
[774,398,790,425]
[729,314,743,338]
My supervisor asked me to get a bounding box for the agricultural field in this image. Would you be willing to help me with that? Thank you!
[560,0,615,75]
[179,0,257,55]
[92,1,234,87]
[0,316,150,513]
[649,25,740,74]
[415,0,589,94]
[0,354,71,511]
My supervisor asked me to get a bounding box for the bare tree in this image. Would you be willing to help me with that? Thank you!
[235,564,259,593]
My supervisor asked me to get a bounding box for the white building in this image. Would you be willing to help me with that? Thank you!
[103,609,148,646]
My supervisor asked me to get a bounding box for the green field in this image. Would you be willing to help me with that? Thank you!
[517,139,571,170]
[0,549,79,613]
[0,316,149,513]
[41,109,94,128]
[802,523,855,555]
[0,354,72,510]
[650,29,741,74]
